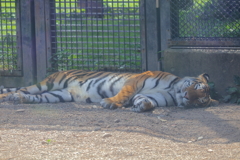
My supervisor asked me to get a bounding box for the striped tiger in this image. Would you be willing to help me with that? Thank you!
[0,70,218,112]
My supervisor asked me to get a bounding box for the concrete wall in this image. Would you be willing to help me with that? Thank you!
[163,48,240,96]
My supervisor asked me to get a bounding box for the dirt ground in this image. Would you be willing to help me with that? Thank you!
[0,102,240,160]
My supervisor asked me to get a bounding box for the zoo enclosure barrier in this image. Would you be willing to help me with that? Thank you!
[47,0,142,73]
[168,0,240,47]
[0,0,239,88]
[0,0,159,87]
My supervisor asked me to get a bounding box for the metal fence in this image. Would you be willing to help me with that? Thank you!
[49,0,141,72]
[0,0,19,74]
[169,0,240,47]
[1,0,239,87]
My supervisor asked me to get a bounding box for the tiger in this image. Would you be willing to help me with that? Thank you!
[0,70,219,112]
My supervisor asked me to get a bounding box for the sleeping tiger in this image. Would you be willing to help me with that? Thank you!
[0,70,218,112]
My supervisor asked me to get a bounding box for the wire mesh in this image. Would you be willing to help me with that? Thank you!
[49,0,141,72]
[0,0,18,72]
[170,0,240,43]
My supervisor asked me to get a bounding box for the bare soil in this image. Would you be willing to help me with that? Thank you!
[0,102,240,160]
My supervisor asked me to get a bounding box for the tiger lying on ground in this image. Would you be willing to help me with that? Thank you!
[0,70,219,112]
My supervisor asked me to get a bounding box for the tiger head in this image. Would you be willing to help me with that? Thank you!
[176,73,219,108]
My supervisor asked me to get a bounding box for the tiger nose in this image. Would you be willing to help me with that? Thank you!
[184,92,189,100]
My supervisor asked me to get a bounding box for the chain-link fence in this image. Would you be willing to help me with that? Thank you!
[0,0,18,72]
[170,0,240,44]
[49,0,141,72]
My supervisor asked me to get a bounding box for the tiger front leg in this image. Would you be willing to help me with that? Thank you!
[100,85,138,109]
[100,98,122,109]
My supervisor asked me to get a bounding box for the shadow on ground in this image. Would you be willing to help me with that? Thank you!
[1,102,239,144]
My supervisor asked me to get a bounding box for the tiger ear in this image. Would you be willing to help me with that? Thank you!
[198,73,210,83]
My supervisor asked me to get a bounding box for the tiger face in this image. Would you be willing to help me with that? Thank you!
[177,73,219,108]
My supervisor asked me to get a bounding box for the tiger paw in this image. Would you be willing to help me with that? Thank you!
[0,93,19,103]
[8,93,30,104]
[10,93,26,103]
[131,99,153,112]
[131,95,155,112]
[100,98,122,109]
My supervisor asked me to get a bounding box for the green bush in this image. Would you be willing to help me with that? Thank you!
[223,75,240,104]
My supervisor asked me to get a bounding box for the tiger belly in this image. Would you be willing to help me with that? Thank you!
[67,77,126,103]
[67,86,102,103]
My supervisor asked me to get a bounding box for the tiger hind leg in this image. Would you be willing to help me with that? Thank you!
[0,87,23,94]
[131,94,158,112]
[0,89,74,103]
